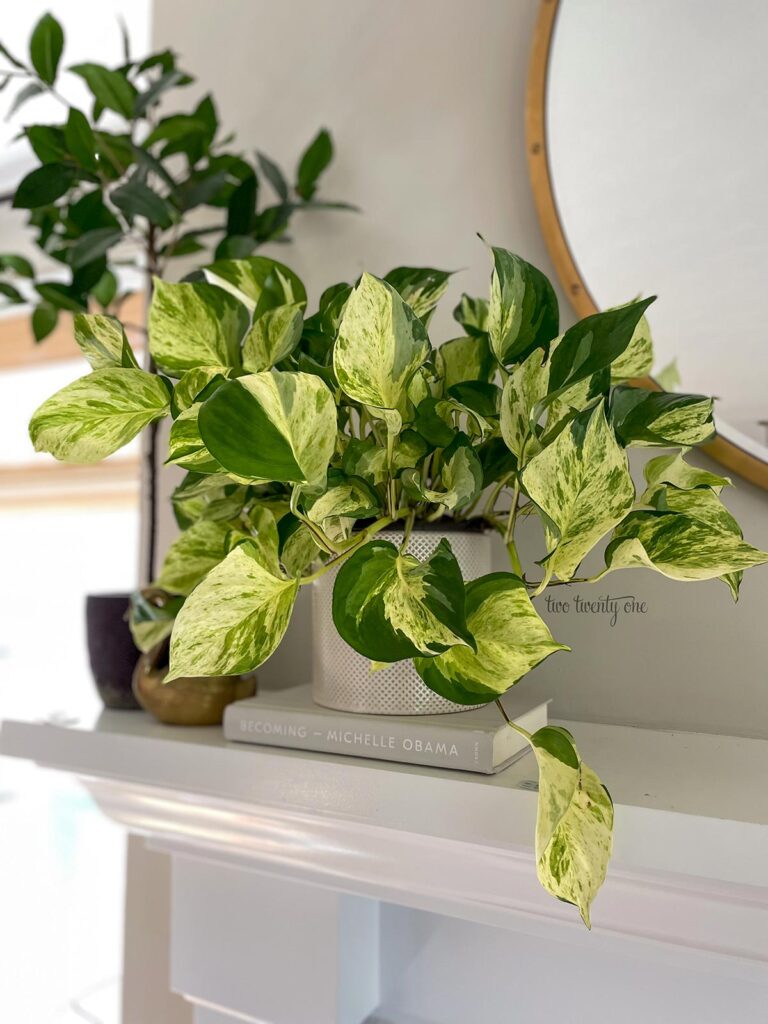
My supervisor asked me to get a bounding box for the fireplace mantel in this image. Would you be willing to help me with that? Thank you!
[2,709,768,1023]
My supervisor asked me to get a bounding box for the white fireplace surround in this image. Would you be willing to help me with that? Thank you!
[1,708,768,1023]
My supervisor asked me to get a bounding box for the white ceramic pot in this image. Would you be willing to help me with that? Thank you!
[311,528,492,715]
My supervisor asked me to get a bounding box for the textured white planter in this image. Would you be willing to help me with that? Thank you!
[312,528,492,715]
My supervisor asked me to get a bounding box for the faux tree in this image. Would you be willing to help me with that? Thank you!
[28,246,768,926]
[0,12,347,332]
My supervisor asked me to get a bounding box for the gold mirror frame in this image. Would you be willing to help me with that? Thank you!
[525,0,768,490]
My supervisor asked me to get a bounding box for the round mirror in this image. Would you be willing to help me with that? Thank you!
[527,0,768,487]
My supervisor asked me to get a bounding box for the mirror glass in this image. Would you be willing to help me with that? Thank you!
[546,0,768,462]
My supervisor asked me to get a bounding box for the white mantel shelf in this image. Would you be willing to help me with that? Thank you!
[3,707,768,978]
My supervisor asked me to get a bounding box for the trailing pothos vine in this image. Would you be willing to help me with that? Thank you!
[28,246,768,926]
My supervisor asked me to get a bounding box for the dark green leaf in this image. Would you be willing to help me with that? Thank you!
[93,131,134,177]
[226,172,257,235]
[64,108,97,170]
[70,63,137,118]
[214,235,256,260]
[112,177,174,229]
[257,150,288,201]
[134,68,186,116]
[67,227,122,269]
[25,124,66,163]
[547,298,655,403]
[35,281,86,312]
[0,282,24,303]
[29,14,64,85]
[477,437,517,487]
[91,269,117,307]
[0,254,34,277]
[31,302,59,341]
[414,397,456,448]
[67,189,120,232]
[13,163,77,208]
[296,128,332,200]
[6,82,45,120]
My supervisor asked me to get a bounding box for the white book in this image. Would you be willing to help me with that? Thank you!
[223,682,547,774]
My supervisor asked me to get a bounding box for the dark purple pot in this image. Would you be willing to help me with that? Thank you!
[85,593,142,710]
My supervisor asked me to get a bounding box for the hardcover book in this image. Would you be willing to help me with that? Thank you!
[223,682,547,774]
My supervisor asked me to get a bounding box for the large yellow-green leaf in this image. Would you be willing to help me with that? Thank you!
[611,386,714,447]
[530,726,613,928]
[436,334,496,390]
[643,450,730,493]
[643,483,741,536]
[156,520,235,596]
[522,403,635,582]
[167,541,298,681]
[609,311,653,381]
[244,505,281,577]
[199,370,336,486]
[148,278,248,375]
[333,272,430,412]
[203,256,306,318]
[500,347,549,461]
[166,404,221,473]
[29,368,170,463]
[73,313,139,370]
[242,303,303,372]
[332,538,475,663]
[415,573,568,704]
[603,511,768,580]
[487,247,559,366]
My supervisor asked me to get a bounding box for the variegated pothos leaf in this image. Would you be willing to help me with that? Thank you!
[202,256,306,317]
[73,313,139,370]
[199,370,337,486]
[167,541,298,680]
[521,402,635,581]
[149,278,248,375]
[156,520,236,596]
[242,303,304,372]
[603,511,768,581]
[500,347,549,461]
[531,726,614,928]
[415,573,568,704]
[29,368,170,463]
[487,247,558,365]
[334,272,430,412]
[332,538,475,663]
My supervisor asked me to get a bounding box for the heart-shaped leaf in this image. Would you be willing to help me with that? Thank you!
[242,303,303,371]
[415,573,568,703]
[522,402,635,582]
[199,370,336,486]
[167,541,299,681]
[334,272,430,413]
[156,520,235,596]
[203,256,306,317]
[487,247,559,366]
[384,266,453,324]
[530,726,614,928]
[332,538,474,663]
[149,278,248,375]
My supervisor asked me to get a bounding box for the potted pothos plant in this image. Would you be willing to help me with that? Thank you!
[28,245,768,926]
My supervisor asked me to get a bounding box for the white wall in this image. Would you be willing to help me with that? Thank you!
[152,0,768,737]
